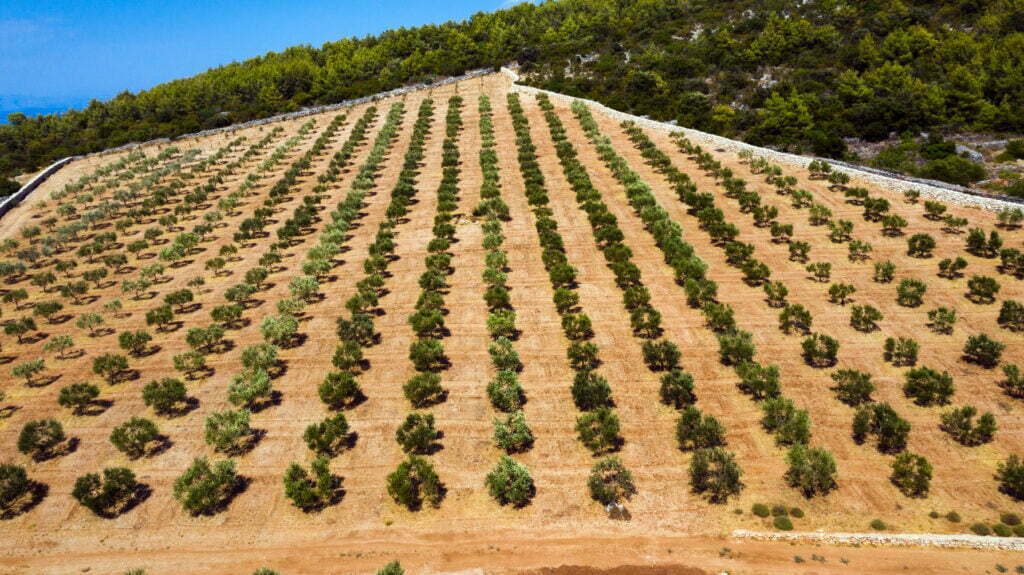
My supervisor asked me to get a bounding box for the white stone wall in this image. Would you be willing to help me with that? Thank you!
[502,67,1021,213]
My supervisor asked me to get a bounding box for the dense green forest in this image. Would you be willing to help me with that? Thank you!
[2,0,1023,181]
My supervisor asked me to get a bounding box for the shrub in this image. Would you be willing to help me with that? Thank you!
[907,233,936,257]
[896,278,927,307]
[283,457,334,511]
[260,315,298,346]
[488,309,518,339]
[702,302,735,333]
[967,275,1001,303]
[941,406,997,446]
[778,304,813,335]
[58,382,100,414]
[336,313,375,346]
[164,289,194,312]
[736,361,781,399]
[788,241,810,262]
[118,330,153,356]
[72,467,138,516]
[890,452,932,497]
[853,403,911,453]
[487,370,524,412]
[572,370,612,410]
[999,301,1024,331]
[173,351,206,379]
[774,516,794,530]
[870,518,887,531]
[242,343,279,372]
[403,372,444,407]
[784,444,837,497]
[938,257,968,279]
[387,455,442,509]
[395,412,438,454]
[883,337,919,367]
[186,325,226,352]
[11,359,45,385]
[408,338,445,371]
[42,334,74,358]
[493,410,534,453]
[92,353,129,383]
[831,369,874,406]
[576,407,621,454]
[109,417,159,458]
[319,372,362,409]
[227,369,273,409]
[304,413,349,455]
[873,260,895,283]
[142,377,187,415]
[566,340,599,371]
[997,455,1024,500]
[966,228,1002,258]
[828,283,856,305]
[553,288,579,314]
[928,307,957,334]
[676,406,725,451]
[790,507,804,518]
[173,457,238,515]
[204,409,253,454]
[763,281,788,307]
[850,305,883,332]
[689,447,743,503]
[659,369,696,408]
[970,522,992,536]
[1002,512,1022,526]
[752,503,770,517]
[718,331,754,365]
[993,523,1012,537]
[761,397,811,446]
[485,455,534,507]
[0,463,31,511]
[1003,364,1024,397]
[145,305,174,331]
[964,334,1005,367]
[17,418,66,460]
[561,312,592,340]
[587,456,636,505]
[76,312,104,336]
[641,339,681,371]
[802,333,839,367]
[806,262,831,282]
[210,304,244,327]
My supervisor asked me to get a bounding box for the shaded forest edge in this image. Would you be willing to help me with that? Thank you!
[3,0,1024,189]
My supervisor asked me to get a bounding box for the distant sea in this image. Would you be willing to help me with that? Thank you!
[0,96,95,124]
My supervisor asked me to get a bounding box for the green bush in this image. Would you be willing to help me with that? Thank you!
[870,518,887,531]
[790,507,804,518]
[947,511,961,523]
[752,503,770,517]
[774,515,794,531]
[587,456,636,505]
[993,523,1013,537]
[1001,512,1021,526]
[485,455,534,507]
[970,522,992,536]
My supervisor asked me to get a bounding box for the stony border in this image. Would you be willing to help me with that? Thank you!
[732,529,1024,551]
[501,67,1022,213]
[0,156,78,219]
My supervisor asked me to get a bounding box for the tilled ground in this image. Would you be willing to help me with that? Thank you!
[0,73,1022,574]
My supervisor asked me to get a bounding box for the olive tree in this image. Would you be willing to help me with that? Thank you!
[485,455,534,507]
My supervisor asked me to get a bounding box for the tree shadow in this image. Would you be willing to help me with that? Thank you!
[78,399,114,417]
[0,481,48,520]
[27,374,61,388]
[32,437,79,463]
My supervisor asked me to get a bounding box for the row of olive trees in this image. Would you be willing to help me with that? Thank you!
[505,93,636,507]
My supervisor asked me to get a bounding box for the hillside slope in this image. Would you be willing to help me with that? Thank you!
[1,71,1024,573]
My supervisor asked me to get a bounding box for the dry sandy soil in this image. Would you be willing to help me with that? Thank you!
[0,73,1023,574]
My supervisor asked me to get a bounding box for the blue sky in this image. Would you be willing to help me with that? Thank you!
[0,0,514,109]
